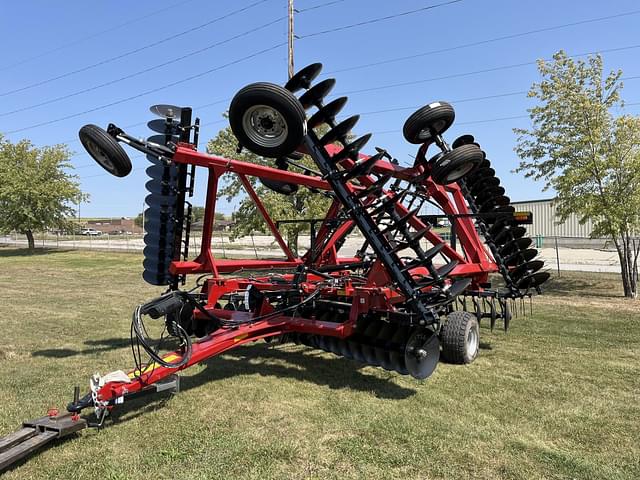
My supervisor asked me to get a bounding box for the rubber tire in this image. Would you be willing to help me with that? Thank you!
[78,124,132,177]
[403,101,455,144]
[229,82,307,158]
[259,177,299,195]
[441,311,479,364]
[431,144,483,185]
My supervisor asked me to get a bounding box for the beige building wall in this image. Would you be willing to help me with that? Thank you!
[511,199,595,238]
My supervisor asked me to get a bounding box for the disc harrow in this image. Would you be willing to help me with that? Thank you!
[0,61,549,472]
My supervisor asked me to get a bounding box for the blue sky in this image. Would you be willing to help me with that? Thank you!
[1,0,639,218]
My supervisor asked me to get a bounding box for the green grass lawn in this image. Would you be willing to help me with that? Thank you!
[0,248,638,479]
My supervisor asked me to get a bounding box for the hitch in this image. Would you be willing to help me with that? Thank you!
[0,412,87,472]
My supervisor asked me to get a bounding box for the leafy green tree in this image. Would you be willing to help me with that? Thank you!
[207,125,331,255]
[0,135,86,251]
[515,51,640,298]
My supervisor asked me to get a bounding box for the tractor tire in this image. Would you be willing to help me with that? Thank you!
[78,124,132,177]
[229,82,307,158]
[402,101,455,144]
[441,311,479,364]
[431,144,483,185]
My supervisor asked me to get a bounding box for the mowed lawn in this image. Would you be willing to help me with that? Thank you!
[0,248,638,479]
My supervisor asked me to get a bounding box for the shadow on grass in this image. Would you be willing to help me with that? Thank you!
[0,247,74,257]
[185,343,417,400]
[543,274,623,298]
[33,338,131,358]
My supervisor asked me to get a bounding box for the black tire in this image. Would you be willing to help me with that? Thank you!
[441,311,479,364]
[431,144,483,185]
[78,124,132,177]
[229,82,307,158]
[403,101,455,144]
[259,177,299,195]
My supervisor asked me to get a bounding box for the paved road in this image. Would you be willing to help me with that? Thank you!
[0,236,622,273]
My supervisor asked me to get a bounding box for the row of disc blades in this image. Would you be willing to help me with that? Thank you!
[285,63,464,311]
[294,318,440,380]
[454,135,550,291]
[142,118,182,286]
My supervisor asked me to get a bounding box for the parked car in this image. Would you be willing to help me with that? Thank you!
[81,228,102,236]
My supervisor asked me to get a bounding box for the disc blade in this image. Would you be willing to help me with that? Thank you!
[374,347,393,371]
[143,245,174,261]
[146,153,164,165]
[516,271,550,290]
[147,134,179,147]
[308,96,348,129]
[490,301,497,331]
[505,248,538,266]
[389,351,409,375]
[315,335,328,352]
[510,260,545,280]
[144,231,175,249]
[347,340,365,362]
[150,104,182,119]
[146,193,178,209]
[146,179,178,196]
[475,185,506,204]
[320,115,360,145]
[405,330,440,380]
[493,225,526,245]
[146,164,178,180]
[469,176,500,195]
[503,301,512,331]
[298,78,336,109]
[360,344,379,366]
[144,214,176,235]
[451,134,475,149]
[327,336,341,355]
[147,119,181,135]
[284,62,323,93]
[337,339,352,359]
[142,269,171,286]
[499,237,533,257]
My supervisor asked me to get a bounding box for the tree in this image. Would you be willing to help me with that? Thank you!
[0,135,86,251]
[207,125,331,255]
[514,51,640,298]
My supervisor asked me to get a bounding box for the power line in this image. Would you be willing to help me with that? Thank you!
[4,43,286,135]
[73,98,640,177]
[336,44,640,96]
[298,0,463,39]
[297,0,347,13]
[0,0,273,97]
[73,118,228,169]
[0,17,285,116]
[359,91,528,116]
[0,0,199,73]
[326,9,640,74]
[64,98,230,155]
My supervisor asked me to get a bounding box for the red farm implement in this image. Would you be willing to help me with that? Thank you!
[0,62,548,472]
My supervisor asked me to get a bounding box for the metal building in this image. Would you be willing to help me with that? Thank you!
[511,198,594,238]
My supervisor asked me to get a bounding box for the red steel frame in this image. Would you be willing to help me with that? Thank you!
[96,142,498,405]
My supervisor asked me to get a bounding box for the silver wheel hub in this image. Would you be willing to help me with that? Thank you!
[87,139,114,171]
[466,327,479,358]
[242,105,288,148]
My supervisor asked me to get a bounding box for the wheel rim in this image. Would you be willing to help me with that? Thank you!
[86,138,115,173]
[242,105,288,148]
[466,326,479,358]
[444,161,476,183]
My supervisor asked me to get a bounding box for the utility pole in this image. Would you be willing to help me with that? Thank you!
[288,0,294,79]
